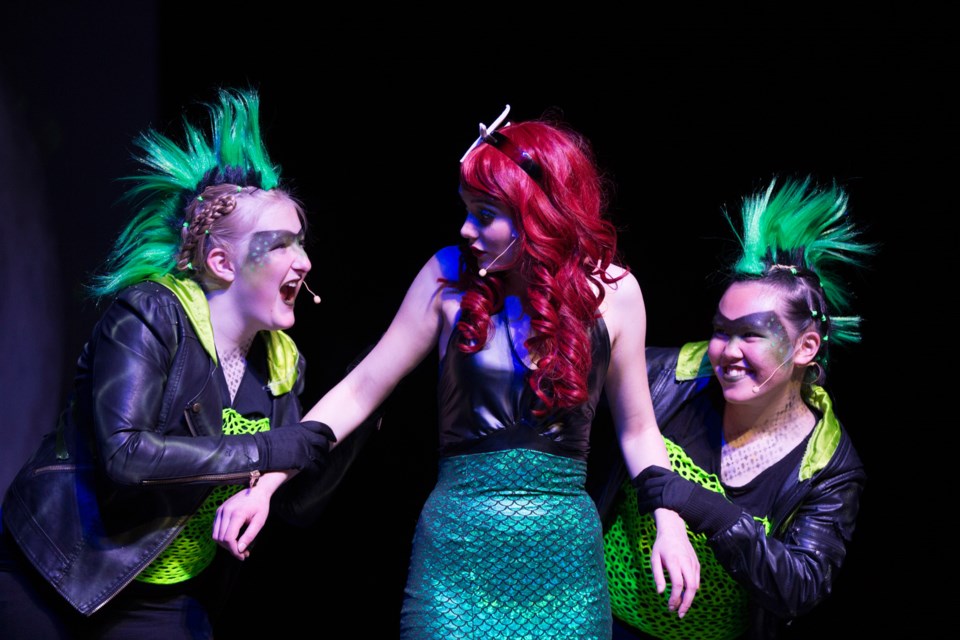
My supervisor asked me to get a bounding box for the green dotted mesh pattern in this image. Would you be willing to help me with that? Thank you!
[136,409,269,584]
[400,448,611,639]
[604,439,757,640]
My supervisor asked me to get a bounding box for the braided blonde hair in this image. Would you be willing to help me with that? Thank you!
[177,185,240,273]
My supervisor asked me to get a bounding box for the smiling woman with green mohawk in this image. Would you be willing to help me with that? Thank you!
[599,176,875,640]
[0,88,336,638]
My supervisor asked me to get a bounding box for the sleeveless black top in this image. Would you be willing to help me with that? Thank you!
[437,312,611,461]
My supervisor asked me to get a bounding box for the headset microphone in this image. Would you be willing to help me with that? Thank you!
[302,281,321,304]
[751,349,795,393]
[478,237,518,277]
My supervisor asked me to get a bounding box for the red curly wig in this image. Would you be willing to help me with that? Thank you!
[455,118,626,411]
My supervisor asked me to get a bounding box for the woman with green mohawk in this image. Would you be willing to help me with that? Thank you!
[0,88,337,638]
[599,177,873,639]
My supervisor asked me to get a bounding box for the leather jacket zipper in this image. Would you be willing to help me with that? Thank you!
[141,470,255,485]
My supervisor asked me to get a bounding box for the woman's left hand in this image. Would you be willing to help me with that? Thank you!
[650,509,700,618]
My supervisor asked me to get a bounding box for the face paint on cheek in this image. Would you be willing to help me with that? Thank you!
[761,313,793,359]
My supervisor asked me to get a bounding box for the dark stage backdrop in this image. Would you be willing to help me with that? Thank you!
[1,4,950,638]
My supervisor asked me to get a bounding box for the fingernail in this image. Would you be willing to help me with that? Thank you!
[237,542,246,552]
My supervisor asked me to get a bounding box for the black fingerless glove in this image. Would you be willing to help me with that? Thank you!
[253,421,337,472]
[632,465,742,537]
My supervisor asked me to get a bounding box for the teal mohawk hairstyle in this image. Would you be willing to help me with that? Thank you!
[88,88,281,299]
[724,176,875,347]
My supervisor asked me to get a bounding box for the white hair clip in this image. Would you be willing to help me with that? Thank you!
[460,104,511,163]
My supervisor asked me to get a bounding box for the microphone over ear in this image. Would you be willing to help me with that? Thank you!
[751,348,795,393]
[302,281,321,304]
[478,237,518,278]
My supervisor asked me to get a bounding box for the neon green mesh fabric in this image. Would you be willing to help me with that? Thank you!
[604,439,770,640]
[136,408,269,584]
[401,448,611,639]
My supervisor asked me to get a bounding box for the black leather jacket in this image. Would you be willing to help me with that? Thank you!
[596,342,866,639]
[2,279,309,616]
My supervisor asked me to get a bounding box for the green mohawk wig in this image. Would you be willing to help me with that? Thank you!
[88,88,281,300]
[724,176,875,348]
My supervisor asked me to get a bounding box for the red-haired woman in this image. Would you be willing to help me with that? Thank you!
[214,106,699,639]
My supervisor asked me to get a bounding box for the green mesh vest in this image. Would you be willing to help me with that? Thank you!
[603,439,771,640]
[135,409,270,584]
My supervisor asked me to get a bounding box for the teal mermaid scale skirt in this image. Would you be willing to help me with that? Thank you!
[400,448,611,639]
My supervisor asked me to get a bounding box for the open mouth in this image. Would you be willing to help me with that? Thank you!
[281,280,299,305]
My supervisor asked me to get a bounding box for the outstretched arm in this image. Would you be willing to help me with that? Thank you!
[214,250,454,558]
[301,250,452,440]
[602,270,700,618]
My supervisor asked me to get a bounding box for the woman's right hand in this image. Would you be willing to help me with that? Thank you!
[213,470,292,560]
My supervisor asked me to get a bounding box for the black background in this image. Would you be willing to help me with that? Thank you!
[1,3,952,638]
